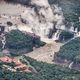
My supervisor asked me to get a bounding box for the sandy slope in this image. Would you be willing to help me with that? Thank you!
[0,2,26,15]
[25,42,63,64]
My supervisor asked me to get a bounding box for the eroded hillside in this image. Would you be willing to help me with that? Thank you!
[0,0,80,69]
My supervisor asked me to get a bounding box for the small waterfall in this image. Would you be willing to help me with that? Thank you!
[70,23,74,32]
[75,28,78,33]
[52,30,61,40]
[1,33,6,49]
[70,26,74,32]
[69,62,74,69]
[2,36,6,49]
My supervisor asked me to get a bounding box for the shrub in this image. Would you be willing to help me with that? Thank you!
[5,30,33,51]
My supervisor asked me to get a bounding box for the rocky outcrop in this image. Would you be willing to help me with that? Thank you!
[20,0,65,40]
[0,0,79,43]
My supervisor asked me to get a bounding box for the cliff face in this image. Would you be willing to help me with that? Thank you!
[20,0,65,40]
[0,0,79,48]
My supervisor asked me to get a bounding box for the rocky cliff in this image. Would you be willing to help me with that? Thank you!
[19,0,79,41]
[20,0,65,40]
[0,0,80,49]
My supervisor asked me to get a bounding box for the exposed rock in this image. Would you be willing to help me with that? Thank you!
[0,0,78,44]
[20,0,65,40]
[31,0,49,7]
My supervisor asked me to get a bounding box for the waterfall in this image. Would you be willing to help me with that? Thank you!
[1,33,6,49]
[69,23,74,32]
[75,28,78,33]
[70,26,74,32]
[52,30,61,40]
[69,62,74,69]
[2,36,6,49]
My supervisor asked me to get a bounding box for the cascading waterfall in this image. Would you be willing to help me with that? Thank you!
[1,33,6,49]
[70,26,74,32]
[52,30,61,40]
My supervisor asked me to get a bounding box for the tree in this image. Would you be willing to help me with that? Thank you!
[5,30,33,51]
[5,30,45,53]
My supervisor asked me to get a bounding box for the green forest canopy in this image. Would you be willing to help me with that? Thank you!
[57,37,80,63]
[5,30,45,51]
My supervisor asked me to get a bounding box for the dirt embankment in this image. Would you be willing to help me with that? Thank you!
[25,42,63,64]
